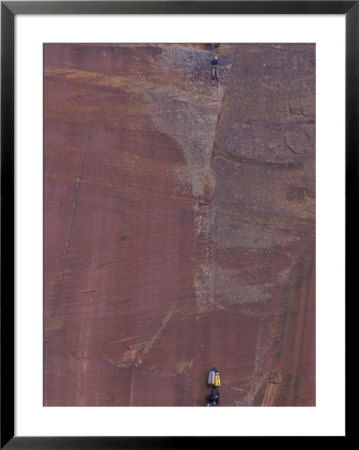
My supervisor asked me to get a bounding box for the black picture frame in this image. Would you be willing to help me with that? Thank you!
[1,1,353,447]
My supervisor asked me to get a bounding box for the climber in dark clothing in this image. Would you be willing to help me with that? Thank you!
[206,387,220,406]
[211,55,219,81]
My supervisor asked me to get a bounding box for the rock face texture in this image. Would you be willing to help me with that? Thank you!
[44,43,315,406]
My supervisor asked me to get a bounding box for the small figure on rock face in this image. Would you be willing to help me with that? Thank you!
[206,366,221,405]
[206,387,220,406]
[211,55,219,82]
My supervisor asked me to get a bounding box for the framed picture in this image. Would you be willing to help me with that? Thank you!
[1,1,352,446]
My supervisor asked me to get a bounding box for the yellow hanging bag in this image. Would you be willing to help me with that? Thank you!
[214,370,221,387]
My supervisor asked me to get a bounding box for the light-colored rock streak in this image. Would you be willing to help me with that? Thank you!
[145,47,232,312]
[118,307,175,367]
[142,307,174,355]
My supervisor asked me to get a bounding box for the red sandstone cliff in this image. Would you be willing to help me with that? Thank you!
[44,43,315,406]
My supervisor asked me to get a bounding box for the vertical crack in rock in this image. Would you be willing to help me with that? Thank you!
[50,126,92,319]
[235,321,271,406]
[144,45,232,312]
[194,83,233,312]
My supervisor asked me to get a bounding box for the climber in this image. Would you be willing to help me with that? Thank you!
[211,55,219,81]
[206,366,221,405]
[206,387,220,406]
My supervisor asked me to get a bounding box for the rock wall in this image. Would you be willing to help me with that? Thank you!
[44,43,315,406]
